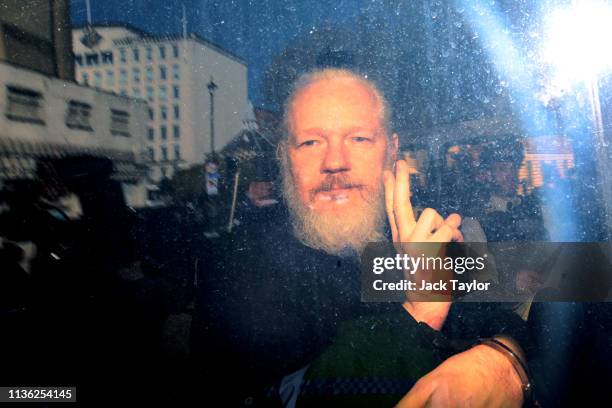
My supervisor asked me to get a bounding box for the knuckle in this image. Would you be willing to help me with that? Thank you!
[422,208,437,218]
[440,224,452,233]
[438,223,453,233]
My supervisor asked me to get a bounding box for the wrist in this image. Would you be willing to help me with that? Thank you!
[491,335,527,362]
[470,344,524,405]
[402,301,451,331]
[476,337,533,406]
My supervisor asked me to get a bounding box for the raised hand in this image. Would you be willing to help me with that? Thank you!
[383,160,463,330]
[383,160,463,244]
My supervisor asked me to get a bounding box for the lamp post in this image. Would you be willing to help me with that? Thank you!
[207,77,218,158]
[543,0,612,239]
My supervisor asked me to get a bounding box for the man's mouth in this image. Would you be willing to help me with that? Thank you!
[310,174,364,205]
[315,187,356,203]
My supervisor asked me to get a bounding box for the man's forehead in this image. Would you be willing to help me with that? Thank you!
[288,78,383,133]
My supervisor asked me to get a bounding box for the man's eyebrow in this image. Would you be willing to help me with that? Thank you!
[300,126,374,136]
[344,126,371,134]
[301,128,326,136]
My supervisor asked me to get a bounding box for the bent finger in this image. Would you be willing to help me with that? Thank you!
[445,213,462,230]
[411,208,444,241]
[430,223,463,243]
[429,223,454,243]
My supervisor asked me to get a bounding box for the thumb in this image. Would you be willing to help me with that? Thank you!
[395,378,435,408]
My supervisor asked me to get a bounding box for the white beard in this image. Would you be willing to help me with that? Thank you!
[280,153,387,257]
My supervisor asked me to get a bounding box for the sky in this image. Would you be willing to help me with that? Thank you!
[69,0,554,129]
[70,0,369,109]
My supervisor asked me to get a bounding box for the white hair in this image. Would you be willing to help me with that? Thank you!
[281,68,392,141]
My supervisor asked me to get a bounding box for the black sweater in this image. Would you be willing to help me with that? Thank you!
[190,208,530,406]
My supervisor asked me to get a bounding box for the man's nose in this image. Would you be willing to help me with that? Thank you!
[322,140,350,174]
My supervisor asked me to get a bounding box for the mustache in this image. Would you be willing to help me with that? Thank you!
[311,173,364,195]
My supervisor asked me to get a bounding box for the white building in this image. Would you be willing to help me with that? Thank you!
[0,61,149,207]
[0,2,148,208]
[71,24,248,187]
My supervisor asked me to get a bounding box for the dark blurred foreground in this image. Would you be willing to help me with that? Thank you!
[1,174,612,406]
[0,154,286,404]
[1,195,204,403]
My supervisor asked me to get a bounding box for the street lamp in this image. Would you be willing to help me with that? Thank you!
[207,77,218,158]
[542,0,612,239]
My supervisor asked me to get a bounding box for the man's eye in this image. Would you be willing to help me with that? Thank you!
[298,140,318,147]
[352,136,371,142]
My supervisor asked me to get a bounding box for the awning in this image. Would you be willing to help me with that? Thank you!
[0,137,145,182]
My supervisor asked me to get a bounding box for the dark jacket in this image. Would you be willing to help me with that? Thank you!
[190,208,530,406]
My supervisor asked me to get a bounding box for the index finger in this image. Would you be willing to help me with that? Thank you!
[394,160,417,239]
[383,170,399,242]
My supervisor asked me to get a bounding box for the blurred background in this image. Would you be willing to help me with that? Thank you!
[1,0,611,404]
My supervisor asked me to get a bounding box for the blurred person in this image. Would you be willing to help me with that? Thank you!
[246,181,277,208]
[478,143,548,242]
[233,155,282,230]
[191,69,532,407]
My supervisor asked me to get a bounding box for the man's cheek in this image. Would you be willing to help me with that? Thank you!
[295,167,319,187]
[293,172,318,201]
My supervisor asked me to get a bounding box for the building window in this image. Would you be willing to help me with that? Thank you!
[74,54,83,66]
[106,70,114,86]
[147,146,155,161]
[6,86,44,124]
[160,66,167,80]
[146,86,154,101]
[148,107,154,120]
[101,51,113,64]
[172,64,180,80]
[173,105,180,119]
[132,48,140,62]
[161,166,167,178]
[146,47,153,61]
[173,85,180,99]
[120,89,127,96]
[159,85,167,101]
[85,53,99,66]
[172,44,179,58]
[160,105,167,120]
[161,145,168,161]
[146,66,153,81]
[110,109,130,136]
[147,127,154,141]
[132,87,142,98]
[119,69,127,85]
[159,45,166,59]
[160,125,167,140]
[81,72,89,85]
[119,48,127,63]
[132,68,141,83]
[65,100,92,131]
[93,71,102,87]
[173,144,181,160]
[173,125,180,139]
